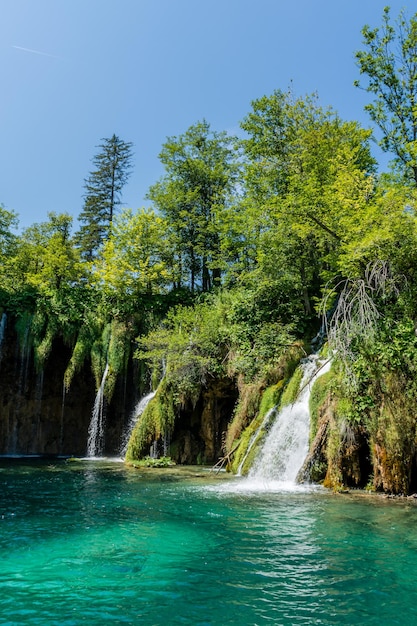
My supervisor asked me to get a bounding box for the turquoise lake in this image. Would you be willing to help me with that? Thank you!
[0,458,416,625]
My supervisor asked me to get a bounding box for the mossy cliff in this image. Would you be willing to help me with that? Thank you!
[0,311,139,456]
[212,360,417,495]
[2,298,417,496]
[123,266,417,495]
[3,255,417,496]
[125,378,237,465]
[297,363,417,495]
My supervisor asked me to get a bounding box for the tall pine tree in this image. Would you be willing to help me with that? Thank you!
[76,135,133,260]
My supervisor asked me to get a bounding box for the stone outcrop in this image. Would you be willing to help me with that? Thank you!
[169,379,238,464]
[0,320,137,457]
[0,319,237,463]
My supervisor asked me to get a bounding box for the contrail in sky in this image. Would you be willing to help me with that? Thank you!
[12,45,62,59]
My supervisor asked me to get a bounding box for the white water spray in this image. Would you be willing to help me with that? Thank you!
[247,355,331,488]
[120,391,156,457]
[87,363,109,457]
[237,407,276,476]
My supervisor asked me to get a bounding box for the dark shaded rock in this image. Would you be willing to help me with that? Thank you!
[170,379,238,465]
[0,323,138,457]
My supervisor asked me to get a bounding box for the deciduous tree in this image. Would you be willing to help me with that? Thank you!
[355,7,417,185]
[148,120,239,292]
[96,207,172,298]
[10,212,83,294]
[240,90,376,314]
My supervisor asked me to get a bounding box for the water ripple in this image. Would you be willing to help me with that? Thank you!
[0,461,416,625]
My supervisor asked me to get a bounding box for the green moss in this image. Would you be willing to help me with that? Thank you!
[130,456,175,468]
[34,323,55,370]
[125,380,175,462]
[309,370,333,441]
[323,418,343,490]
[64,324,94,391]
[230,428,254,475]
[280,366,303,408]
[234,436,261,475]
[308,459,328,484]
[15,311,33,351]
[224,381,263,451]
[14,309,58,371]
[229,381,284,474]
[91,339,106,389]
[105,319,131,401]
[258,382,282,419]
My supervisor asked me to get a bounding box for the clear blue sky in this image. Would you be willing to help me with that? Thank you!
[0,0,412,231]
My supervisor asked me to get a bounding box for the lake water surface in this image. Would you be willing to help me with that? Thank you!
[0,458,416,625]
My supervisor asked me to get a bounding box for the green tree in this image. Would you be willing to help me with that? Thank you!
[3,212,93,368]
[355,7,417,185]
[76,134,133,259]
[0,204,18,266]
[0,204,19,305]
[240,90,376,315]
[7,212,84,296]
[96,207,173,299]
[148,120,239,292]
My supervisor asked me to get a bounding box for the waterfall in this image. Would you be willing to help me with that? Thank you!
[149,431,170,459]
[248,354,331,487]
[87,363,109,457]
[237,407,276,476]
[149,440,158,459]
[120,391,156,457]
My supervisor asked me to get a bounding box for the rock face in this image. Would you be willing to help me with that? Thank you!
[298,395,373,491]
[0,320,237,463]
[5,306,415,493]
[170,380,238,465]
[298,384,417,495]
[0,332,88,456]
[0,322,137,457]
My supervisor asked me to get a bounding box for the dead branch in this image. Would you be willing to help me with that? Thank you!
[211,442,241,474]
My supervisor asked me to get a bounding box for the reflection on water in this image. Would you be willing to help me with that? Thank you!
[0,460,416,625]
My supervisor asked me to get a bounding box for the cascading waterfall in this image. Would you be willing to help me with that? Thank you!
[248,354,331,487]
[237,407,276,476]
[120,391,156,457]
[87,363,109,457]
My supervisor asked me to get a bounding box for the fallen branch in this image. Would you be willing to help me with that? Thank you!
[211,442,241,474]
[296,358,332,398]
